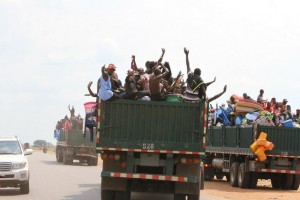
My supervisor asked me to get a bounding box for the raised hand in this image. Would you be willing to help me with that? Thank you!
[184,47,189,55]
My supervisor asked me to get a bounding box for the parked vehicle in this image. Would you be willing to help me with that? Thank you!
[93,99,206,200]
[0,136,33,194]
[55,129,98,166]
[203,124,300,190]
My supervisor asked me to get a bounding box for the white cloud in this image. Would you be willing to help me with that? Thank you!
[1,0,300,144]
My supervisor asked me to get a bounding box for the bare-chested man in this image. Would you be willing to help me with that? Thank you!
[149,63,169,101]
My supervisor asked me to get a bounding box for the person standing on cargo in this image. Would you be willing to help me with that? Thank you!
[98,65,122,101]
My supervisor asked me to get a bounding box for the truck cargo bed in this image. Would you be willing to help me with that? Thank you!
[98,100,206,153]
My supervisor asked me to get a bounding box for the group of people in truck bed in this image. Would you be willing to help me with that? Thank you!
[87,48,227,103]
[211,89,300,127]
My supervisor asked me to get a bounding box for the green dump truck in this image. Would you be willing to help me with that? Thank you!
[204,124,300,190]
[96,99,207,200]
[55,128,98,166]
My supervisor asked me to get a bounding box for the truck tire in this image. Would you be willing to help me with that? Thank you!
[281,174,293,190]
[248,172,258,189]
[291,175,300,190]
[20,181,30,194]
[63,155,73,165]
[271,176,281,189]
[204,168,214,181]
[238,163,250,188]
[57,149,63,162]
[230,162,239,187]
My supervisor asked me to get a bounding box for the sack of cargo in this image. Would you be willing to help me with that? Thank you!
[255,116,274,126]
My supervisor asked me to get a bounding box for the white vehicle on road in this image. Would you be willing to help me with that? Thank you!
[0,136,33,194]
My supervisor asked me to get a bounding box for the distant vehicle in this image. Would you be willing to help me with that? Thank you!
[0,136,33,194]
[55,129,98,166]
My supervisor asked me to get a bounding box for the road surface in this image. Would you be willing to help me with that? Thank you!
[0,151,218,200]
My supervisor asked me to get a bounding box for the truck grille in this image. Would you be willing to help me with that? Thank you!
[0,162,12,172]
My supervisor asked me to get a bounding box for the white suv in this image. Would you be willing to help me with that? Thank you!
[0,137,32,194]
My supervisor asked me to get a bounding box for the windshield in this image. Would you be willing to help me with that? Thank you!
[0,141,22,154]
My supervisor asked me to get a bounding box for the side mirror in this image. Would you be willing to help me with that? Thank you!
[24,149,33,155]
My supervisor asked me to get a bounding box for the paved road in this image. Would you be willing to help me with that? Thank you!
[0,151,217,200]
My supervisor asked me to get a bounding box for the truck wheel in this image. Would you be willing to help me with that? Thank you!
[101,189,114,200]
[281,174,293,190]
[204,168,214,181]
[248,172,258,189]
[291,175,300,190]
[238,163,250,188]
[63,155,73,165]
[271,176,281,189]
[230,162,239,187]
[57,150,63,162]
[20,181,30,194]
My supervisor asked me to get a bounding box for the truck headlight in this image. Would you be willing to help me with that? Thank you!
[12,162,26,169]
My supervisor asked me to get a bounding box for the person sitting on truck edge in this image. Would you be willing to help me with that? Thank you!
[149,60,169,101]
[106,64,125,95]
[98,65,122,101]
[124,70,141,100]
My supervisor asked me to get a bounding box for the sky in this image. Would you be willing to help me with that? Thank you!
[1,0,300,145]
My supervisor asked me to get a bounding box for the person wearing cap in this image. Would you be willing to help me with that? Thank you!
[106,63,124,93]
[98,65,122,101]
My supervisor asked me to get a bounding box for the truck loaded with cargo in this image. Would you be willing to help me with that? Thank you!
[86,99,207,200]
[54,110,98,166]
[203,98,300,190]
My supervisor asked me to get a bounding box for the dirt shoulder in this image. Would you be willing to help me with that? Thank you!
[202,179,300,200]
